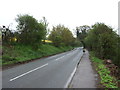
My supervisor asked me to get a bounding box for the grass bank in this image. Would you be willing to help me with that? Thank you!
[90,52,118,88]
[2,44,74,66]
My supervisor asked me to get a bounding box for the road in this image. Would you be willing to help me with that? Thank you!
[2,47,83,88]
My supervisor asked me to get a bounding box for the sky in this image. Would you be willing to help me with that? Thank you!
[0,0,119,34]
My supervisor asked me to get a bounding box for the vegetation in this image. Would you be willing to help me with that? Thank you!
[76,23,120,88]
[48,25,75,47]
[90,52,118,88]
[1,13,119,87]
[76,25,90,41]
[15,14,46,48]
[84,23,120,68]
[1,14,79,66]
[2,44,73,66]
[76,25,90,48]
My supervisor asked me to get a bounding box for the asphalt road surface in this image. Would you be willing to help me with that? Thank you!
[2,47,83,88]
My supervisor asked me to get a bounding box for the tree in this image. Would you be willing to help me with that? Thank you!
[48,25,74,47]
[16,14,45,46]
[85,23,119,67]
[42,17,49,35]
[41,17,49,43]
[76,25,90,48]
[76,25,90,40]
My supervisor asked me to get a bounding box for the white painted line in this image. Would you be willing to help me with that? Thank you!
[67,53,71,56]
[55,58,59,61]
[9,63,48,81]
[61,56,64,58]
[55,56,65,61]
[64,67,77,88]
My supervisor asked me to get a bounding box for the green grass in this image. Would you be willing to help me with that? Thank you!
[2,44,73,66]
[90,52,118,88]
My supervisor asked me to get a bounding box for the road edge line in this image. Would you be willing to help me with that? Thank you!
[64,67,77,88]
[65,51,84,88]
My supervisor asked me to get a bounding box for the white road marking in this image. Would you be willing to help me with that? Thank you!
[66,53,70,56]
[69,53,71,55]
[55,58,59,61]
[61,56,65,58]
[55,55,66,61]
[9,63,48,82]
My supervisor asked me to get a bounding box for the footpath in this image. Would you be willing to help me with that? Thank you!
[69,50,98,88]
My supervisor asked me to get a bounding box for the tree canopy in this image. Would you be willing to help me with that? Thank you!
[16,14,46,45]
[84,23,120,67]
[48,25,74,47]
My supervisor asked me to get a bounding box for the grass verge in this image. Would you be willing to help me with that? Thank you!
[90,52,118,88]
[2,44,74,66]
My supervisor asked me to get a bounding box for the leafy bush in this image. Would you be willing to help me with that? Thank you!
[85,23,120,68]
[90,52,118,88]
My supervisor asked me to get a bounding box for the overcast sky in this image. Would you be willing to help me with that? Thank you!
[0,0,119,33]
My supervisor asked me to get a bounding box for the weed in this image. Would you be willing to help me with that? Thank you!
[90,52,118,88]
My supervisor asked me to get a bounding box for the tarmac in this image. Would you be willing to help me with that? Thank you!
[69,50,98,88]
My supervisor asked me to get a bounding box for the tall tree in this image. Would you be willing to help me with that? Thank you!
[16,14,45,46]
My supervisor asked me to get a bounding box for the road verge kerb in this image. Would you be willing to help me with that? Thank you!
[65,52,84,88]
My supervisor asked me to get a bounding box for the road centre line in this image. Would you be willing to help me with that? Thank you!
[53,49,76,61]
[9,63,48,82]
[55,51,75,61]
[55,56,65,61]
